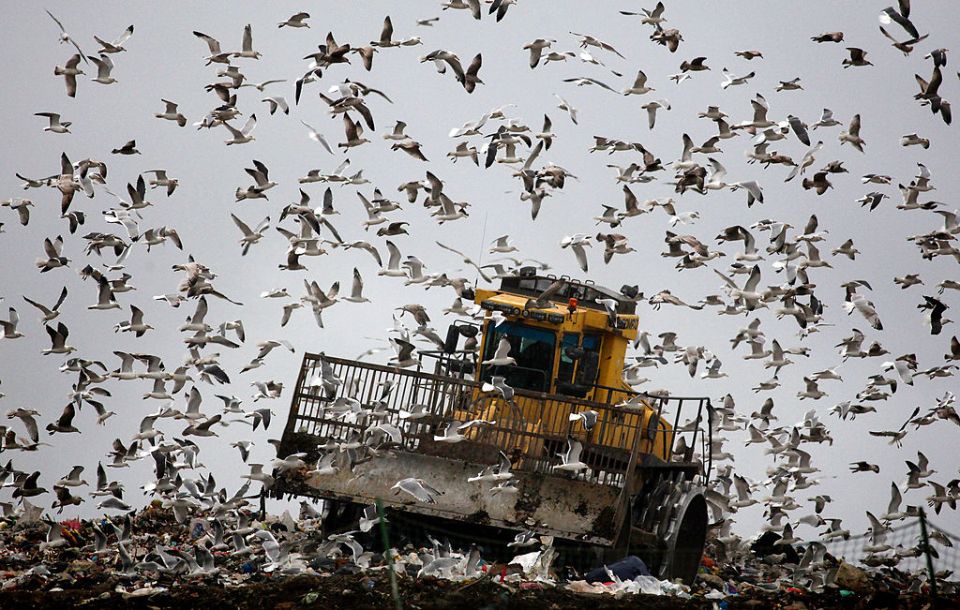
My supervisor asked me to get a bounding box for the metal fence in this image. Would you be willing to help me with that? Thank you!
[822,513,960,576]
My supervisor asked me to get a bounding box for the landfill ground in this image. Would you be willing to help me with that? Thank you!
[0,507,956,610]
[1,554,956,610]
[0,571,952,610]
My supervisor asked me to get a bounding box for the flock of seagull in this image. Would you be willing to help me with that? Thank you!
[0,0,959,587]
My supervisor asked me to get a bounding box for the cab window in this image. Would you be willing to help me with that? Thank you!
[482,321,556,392]
[556,333,580,384]
[555,333,602,398]
[576,333,602,387]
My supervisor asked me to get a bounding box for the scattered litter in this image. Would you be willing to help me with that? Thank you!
[0,505,956,608]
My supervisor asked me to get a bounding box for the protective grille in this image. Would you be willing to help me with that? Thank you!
[278,353,712,490]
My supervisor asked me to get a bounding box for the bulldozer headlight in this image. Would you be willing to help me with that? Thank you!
[480,300,521,317]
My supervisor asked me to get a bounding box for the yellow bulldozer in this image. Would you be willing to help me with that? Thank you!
[273,268,713,583]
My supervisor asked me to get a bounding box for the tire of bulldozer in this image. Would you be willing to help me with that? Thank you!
[657,486,708,585]
[623,475,708,586]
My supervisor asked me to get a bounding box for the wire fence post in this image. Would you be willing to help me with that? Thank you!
[259,487,266,521]
[918,508,938,605]
[377,499,402,610]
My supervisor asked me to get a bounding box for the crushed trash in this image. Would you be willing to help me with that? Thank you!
[0,504,956,608]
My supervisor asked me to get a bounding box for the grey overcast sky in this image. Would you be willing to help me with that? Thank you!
[0,1,958,541]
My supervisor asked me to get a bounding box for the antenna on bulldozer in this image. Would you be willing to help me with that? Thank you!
[474,211,489,287]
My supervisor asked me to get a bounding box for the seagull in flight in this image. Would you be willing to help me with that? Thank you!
[44,10,88,61]
[554,437,588,473]
[435,241,492,282]
[392,477,443,503]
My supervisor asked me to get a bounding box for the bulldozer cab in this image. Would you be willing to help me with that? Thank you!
[461,271,684,464]
[475,271,639,402]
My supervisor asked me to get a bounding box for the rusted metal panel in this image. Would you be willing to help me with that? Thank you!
[275,450,624,546]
